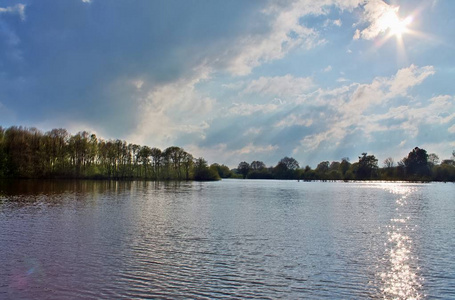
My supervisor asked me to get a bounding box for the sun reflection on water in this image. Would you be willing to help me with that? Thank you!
[378,184,423,299]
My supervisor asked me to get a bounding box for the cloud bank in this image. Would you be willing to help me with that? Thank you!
[0,0,453,168]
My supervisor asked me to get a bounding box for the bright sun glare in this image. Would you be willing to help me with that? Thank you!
[373,6,417,64]
[380,9,413,38]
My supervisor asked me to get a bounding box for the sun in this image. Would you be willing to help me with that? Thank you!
[368,6,419,66]
[379,9,413,38]
[389,15,413,37]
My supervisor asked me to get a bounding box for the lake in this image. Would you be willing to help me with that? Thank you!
[0,180,454,299]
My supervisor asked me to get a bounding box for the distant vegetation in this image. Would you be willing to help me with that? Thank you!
[0,126,454,182]
[234,149,455,182]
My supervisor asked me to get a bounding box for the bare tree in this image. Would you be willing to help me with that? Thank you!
[383,157,394,168]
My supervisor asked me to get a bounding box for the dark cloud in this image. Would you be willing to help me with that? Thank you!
[0,0,265,135]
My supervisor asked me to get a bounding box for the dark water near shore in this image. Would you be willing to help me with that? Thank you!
[0,180,454,299]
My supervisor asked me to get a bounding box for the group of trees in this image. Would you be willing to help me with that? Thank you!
[235,147,455,182]
[0,126,220,181]
[1,126,454,182]
[236,157,300,180]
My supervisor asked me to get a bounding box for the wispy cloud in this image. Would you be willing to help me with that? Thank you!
[234,143,279,155]
[333,19,342,27]
[242,74,314,98]
[336,77,349,83]
[387,65,435,97]
[128,66,216,147]
[228,103,279,116]
[225,0,362,75]
[292,65,440,155]
[275,114,313,128]
[243,127,263,136]
[324,18,342,27]
[322,65,332,72]
[0,4,26,20]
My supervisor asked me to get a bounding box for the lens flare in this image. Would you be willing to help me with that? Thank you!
[379,10,413,38]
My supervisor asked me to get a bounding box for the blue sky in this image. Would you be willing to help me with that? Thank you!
[0,0,454,167]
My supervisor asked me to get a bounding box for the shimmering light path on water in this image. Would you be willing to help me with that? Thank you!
[0,180,454,299]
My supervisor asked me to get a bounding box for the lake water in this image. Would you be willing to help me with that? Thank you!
[0,180,454,299]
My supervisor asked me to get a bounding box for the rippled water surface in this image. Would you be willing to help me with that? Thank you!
[0,180,454,299]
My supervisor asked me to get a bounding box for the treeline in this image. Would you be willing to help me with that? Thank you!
[235,148,455,182]
[0,126,220,181]
[1,126,454,182]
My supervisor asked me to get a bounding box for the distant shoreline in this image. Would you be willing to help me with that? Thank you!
[1,126,454,183]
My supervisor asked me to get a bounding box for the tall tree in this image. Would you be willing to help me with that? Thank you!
[138,146,152,178]
[404,147,429,177]
[150,147,162,179]
[279,157,299,170]
[164,146,185,180]
[274,157,300,179]
[182,152,194,180]
[316,161,329,174]
[194,158,219,181]
[340,158,351,176]
[251,161,266,170]
[356,153,378,179]
[237,161,250,179]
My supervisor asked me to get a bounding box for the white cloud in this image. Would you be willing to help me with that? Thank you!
[127,67,216,148]
[221,81,245,90]
[228,103,278,116]
[82,0,92,3]
[323,65,332,72]
[387,65,435,97]
[293,65,440,154]
[295,127,346,152]
[185,143,229,166]
[234,143,279,155]
[121,1,367,149]
[123,1,368,149]
[336,77,349,83]
[0,4,26,61]
[225,0,363,75]
[323,18,342,27]
[339,65,435,115]
[353,0,404,40]
[242,74,314,98]
[275,114,313,128]
[131,79,144,89]
[243,127,263,136]
[353,29,361,40]
[0,4,26,20]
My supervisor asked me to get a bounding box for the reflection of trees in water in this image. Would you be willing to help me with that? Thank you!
[0,180,119,196]
[0,180,194,207]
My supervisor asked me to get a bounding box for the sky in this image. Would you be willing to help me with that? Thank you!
[0,0,454,168]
